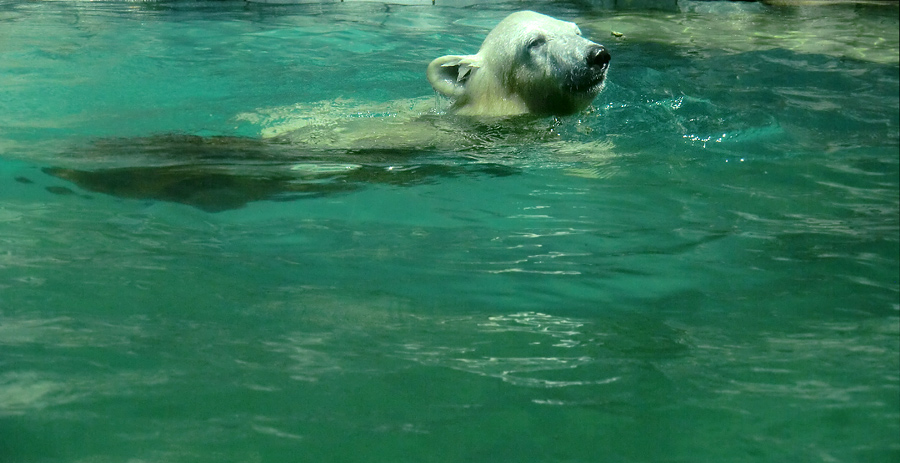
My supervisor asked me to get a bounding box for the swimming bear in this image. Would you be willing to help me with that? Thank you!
[427,11,611,117]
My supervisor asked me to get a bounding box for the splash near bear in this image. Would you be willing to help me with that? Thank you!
[427,11,611,117]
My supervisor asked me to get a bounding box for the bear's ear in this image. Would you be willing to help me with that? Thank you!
[427,54,480,98]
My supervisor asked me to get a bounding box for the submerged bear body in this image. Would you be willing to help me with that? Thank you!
[45,12,615,212]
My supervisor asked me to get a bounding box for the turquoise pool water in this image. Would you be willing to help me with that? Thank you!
[1,1,898,462]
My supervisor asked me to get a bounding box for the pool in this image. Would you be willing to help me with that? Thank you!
[1,1,898,461]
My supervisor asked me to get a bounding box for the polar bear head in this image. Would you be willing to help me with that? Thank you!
[427,11,610,117]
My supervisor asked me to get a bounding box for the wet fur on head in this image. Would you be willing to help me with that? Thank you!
[427,11,610,117]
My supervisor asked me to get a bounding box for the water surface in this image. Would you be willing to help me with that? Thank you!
[1,1,898,462]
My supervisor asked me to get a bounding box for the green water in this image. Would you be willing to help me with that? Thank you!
[1,1,898,462]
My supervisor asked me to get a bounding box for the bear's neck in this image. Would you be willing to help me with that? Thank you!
[452,71,530,117]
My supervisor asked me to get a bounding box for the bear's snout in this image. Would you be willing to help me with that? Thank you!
[587,45,611,70]
[564,44,610,95]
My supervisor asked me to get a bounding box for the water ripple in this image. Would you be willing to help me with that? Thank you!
[397,312,620,388]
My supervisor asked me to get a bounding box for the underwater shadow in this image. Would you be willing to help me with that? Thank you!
[43,134,520,212]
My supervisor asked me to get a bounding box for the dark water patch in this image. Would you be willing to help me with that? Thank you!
[44,185,77,196]
[44,163,521,212]
[44,165,318,212]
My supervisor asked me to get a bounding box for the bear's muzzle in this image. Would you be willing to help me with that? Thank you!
[566,45,610,94]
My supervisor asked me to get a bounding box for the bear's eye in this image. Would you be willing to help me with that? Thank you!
[526,36,547,51]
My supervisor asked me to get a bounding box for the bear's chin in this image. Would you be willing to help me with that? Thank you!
[529,90,600,116]
[566,68,608,94]
[569,80,604,95]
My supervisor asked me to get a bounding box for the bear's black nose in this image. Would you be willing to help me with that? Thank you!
[588,46,611,68]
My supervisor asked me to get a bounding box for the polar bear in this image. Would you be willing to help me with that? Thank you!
[427,11,611,117]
